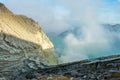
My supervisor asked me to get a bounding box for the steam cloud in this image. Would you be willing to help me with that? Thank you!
[59,0,118,63]
[60,0,109,62]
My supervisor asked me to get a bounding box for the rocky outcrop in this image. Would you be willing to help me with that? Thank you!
[0,3,57,79]
[16,55,120,80]
[0,3,13,14]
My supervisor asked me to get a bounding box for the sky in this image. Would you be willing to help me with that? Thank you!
[0,0,120,33]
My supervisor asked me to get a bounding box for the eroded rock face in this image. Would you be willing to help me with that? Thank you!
[0,3,57,79]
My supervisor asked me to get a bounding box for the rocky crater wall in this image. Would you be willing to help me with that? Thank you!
[0,3,57,79]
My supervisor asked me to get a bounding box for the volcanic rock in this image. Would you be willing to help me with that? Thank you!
[0,3,57,80]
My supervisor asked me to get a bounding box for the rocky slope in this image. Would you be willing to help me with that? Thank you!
[0,3,57,80]
[16,55,120,80]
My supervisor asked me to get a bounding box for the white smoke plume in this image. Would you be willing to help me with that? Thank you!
[59,0,113,63]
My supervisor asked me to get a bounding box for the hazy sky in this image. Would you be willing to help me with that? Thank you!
[0,0,120,33]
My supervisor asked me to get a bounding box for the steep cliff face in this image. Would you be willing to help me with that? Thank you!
[0,3,57,79]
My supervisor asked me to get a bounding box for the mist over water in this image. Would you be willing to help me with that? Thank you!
[56,24,120,63]
[58,0,109,63]
[50,0,120,63]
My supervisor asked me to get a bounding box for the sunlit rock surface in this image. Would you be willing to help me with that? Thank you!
[0,3,57,79]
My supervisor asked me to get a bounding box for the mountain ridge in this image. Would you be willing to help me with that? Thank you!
[0,3,13,14]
